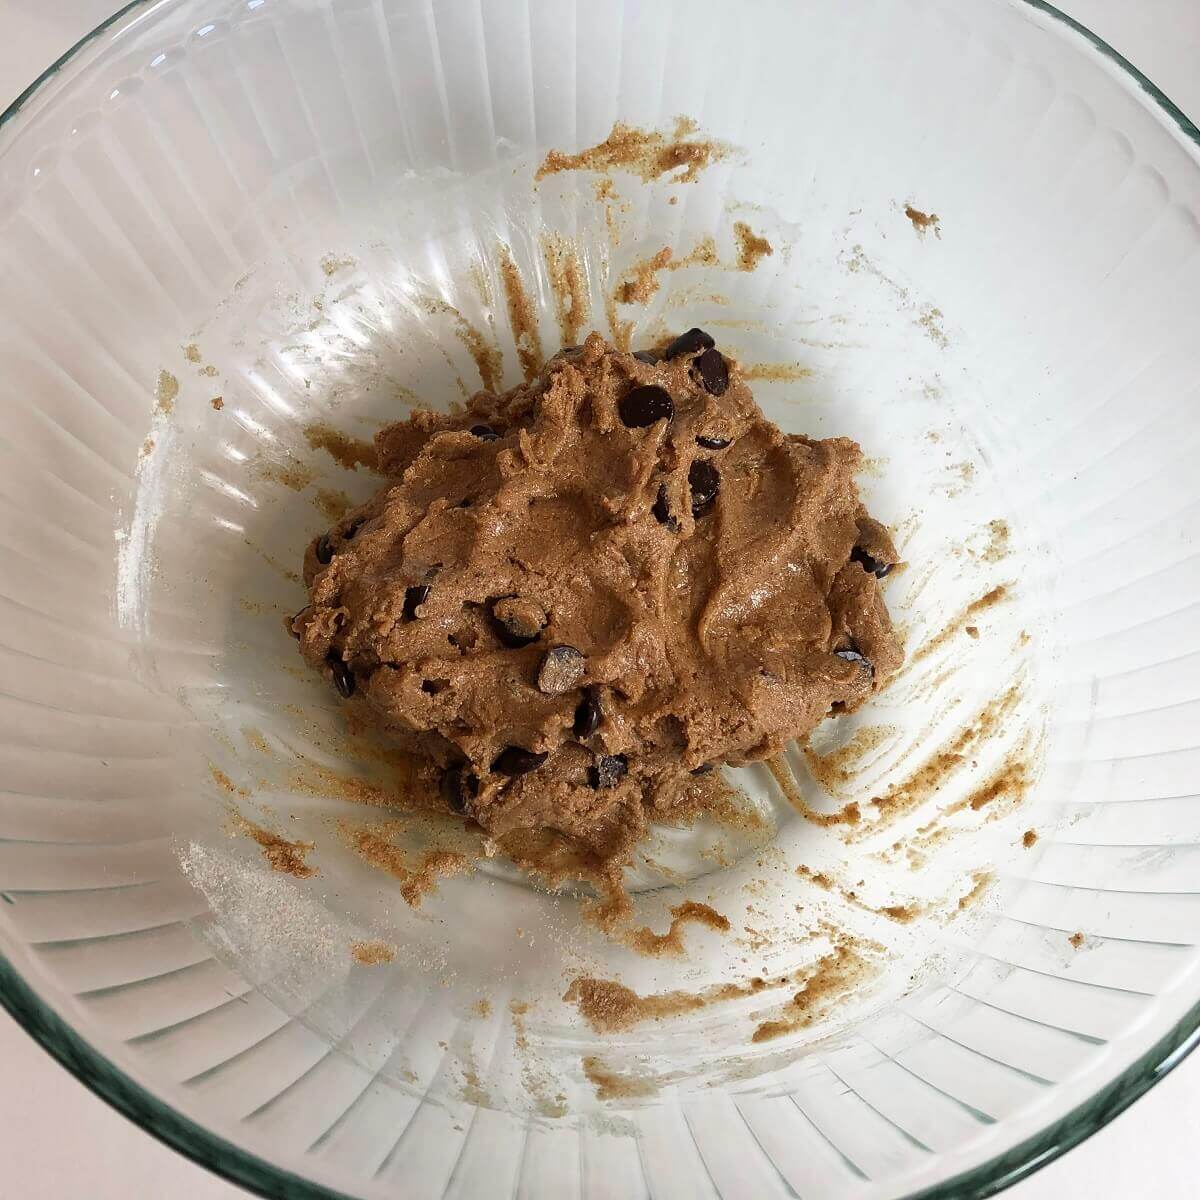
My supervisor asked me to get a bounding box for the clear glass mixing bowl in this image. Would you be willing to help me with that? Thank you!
[2,1,1200,1197]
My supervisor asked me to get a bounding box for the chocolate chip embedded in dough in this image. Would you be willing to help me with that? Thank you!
[834,646,874,677]
[537,645,585,695]
[688,459,721,518]
[315,534,334,565]
[633,349,660,365]
[573,686,603,738]
[492,746,548,777]
[618,385,675,429]
[664,327,715,359]
[328,654,355,698]
[692,347,729,396]
[696,434,732,450]
[588,753,629,789]
[403,585,431,622]
[690,763,715,776]
[488,595,547,648]
[850,545,893,578]
[442,766,479,814]
[652,484,680,532]
[470,424,501,441]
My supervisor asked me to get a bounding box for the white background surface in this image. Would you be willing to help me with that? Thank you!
[0,2,1198,1197]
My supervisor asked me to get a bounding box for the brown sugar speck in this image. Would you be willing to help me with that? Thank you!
[904,204,941,238]
[733,221,774,271]
[1022,829,1038,849]
[351,939,395,965]
[535,119,729,186]
[154,370,179,415]
[303,421,378,471]
[210,396,224,410]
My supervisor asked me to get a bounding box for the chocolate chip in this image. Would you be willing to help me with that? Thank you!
[403,585,431,622]
[315,534,334,565]
[689,459,721,518]
[618,385,674,429]
[421,679,449,695]
[470,424,501,441]
[633,349,660,364]
[588,753,628,789]
[696,435,732,450]
[442,766,478,814]
[488,595,546,648]
[327,654,355,698]
[573,686,603,738]
[692,348,729,396]
[344,517,365,540]
[850,546,893,579]
[834,646,875,676]
[690,763,715,776]
[652,484,680,532]
[664,327,715,359]
[492,746,548,777]
[537,645,585,695]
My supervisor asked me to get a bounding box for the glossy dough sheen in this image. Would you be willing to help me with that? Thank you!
[293,333,901,866]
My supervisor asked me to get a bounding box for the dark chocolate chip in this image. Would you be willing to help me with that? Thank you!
[850,546,893,579]
[537,645,585,695]
[315,534,334,565]
[690,763,715,776]
[441,766,478,814]
[588,753,629,789]
[487,595,546,648]
[492,746,548,777]
[618,385,675,429]
[633,349,660,365]
[834,647,875,676]
[328,654,355,698]
[344,517,365,540]
[573,686,603,738]
[689,459,721,518]
[692,347,729,396]
[403,585,431,622]
[421,679,449,695]
[470,424,501,441]
[664,327,715,359]
[696,434,732,450]
[652,484,680,532]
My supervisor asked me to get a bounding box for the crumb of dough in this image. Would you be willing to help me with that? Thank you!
[230,812,317,879]
[1022,829,1038,848]
[183,343,202,363]
[733,221,773,271]
[1069,931,1085,949]
[210,396,224,410]
[904,204,941,238]
[582,1055,657,1101]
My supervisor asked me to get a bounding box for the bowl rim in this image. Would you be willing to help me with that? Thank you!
[1,1,1199,1198]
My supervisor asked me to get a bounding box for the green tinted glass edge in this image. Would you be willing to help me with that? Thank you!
[0,1,1198,1197]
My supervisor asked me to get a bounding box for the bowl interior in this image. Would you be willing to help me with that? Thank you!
[2,1,1200,1198]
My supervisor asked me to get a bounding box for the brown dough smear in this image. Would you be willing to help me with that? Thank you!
[292,332,901,871]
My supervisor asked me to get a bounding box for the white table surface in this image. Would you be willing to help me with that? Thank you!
[1,2,1199,1197]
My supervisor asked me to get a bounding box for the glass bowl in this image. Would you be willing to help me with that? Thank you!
[2,1,1199,1197]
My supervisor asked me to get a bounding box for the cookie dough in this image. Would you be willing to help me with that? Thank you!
[292,330,901,870]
